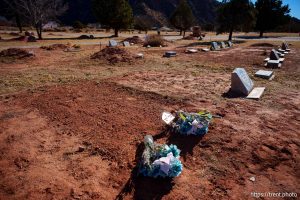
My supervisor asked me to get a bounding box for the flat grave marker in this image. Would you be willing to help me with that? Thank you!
[266,60,281,68]
[246,87,265,99]
[255,70,274,80]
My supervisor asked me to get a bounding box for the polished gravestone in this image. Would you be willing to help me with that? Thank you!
[211,42,220,51]
[109,40,118,47]
[164,51,177,57]
[123,41,130,47]
[231,68,254,96]
[265,50,284,67]
[220,42,227,49]
[270,49,284,63]
[227,41,233,47]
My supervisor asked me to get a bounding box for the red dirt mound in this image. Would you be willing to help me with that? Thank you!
[9,36,27,41]
[41,44,70,50]
[182,35,197,40]
[123,36,144,44]
[91,47,135,64]
[0,48,34,58]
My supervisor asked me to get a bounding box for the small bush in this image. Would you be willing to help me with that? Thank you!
[143,35,165,47]
[73,21,86,29]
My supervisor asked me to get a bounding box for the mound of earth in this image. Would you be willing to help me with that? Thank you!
[0,48,34,58]
[9,36,27,41]
[78,35,94,39]
[41,44,70,50]
[91,47,135,64]
[250,43,274,47]
[123,36,144,44]
[182,35,197,40]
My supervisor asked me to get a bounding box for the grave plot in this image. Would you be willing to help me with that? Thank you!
[91,47,137,64]
[1,79,299,200]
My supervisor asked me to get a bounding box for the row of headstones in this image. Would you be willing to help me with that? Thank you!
[210,41,233,51]
[165,41,234,57]
[108,39,131,47]
[265,42,290,68]
[231,42,291,99]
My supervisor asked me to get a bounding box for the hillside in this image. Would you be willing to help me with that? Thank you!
[60,0,220,26]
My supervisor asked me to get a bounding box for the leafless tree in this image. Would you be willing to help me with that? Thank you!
[4,0,68,39]
[2,0,24,33]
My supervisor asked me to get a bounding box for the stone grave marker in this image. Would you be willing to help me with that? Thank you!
[164,51,177,57]
[227,41,233,47]
[231,68,254,96]
[266,60,281,68]
[270,49,280,60]
[123,41,130,47]
[211,42,220,51]
[186,48,198,53]
[220,42,227,48]
[136,53,144,59]
[266,49,284,63]
[255,70,274,80]
[246,87,265,99]
[109,40,118,47]
[282,42,290,51]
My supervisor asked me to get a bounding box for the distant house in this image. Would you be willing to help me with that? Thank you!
[43,21,59,29]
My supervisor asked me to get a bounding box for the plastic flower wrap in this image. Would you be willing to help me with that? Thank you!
[174,111,212,136]
[139,135,183,178]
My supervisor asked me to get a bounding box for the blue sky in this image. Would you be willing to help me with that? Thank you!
[217,0,300,19]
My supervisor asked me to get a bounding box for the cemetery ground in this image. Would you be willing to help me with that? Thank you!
[0,31,299,199]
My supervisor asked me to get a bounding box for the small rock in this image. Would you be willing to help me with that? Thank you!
[249,176,255,182]
[78,146,85,152]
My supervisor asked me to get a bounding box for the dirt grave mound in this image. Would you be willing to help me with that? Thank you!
[123,36,144,44]
[91,47,135,64]
[0,48,34,58]
[9,36,27,41]
[250,43,275,47]
[41,44,70,50]
[182,35,197,40]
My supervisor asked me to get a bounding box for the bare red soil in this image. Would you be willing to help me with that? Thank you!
[0,40,299,199]
[0,79,299,199]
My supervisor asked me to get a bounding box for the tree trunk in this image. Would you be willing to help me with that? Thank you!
[114,28,119,37]
[15,14,22,33]
[179,30,182,35]
[259,30,264,37]
[183,31,186,37]
[228,27,233,41]
[36,24,42,39]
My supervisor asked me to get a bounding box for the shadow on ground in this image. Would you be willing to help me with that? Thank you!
[115,140,174,200]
